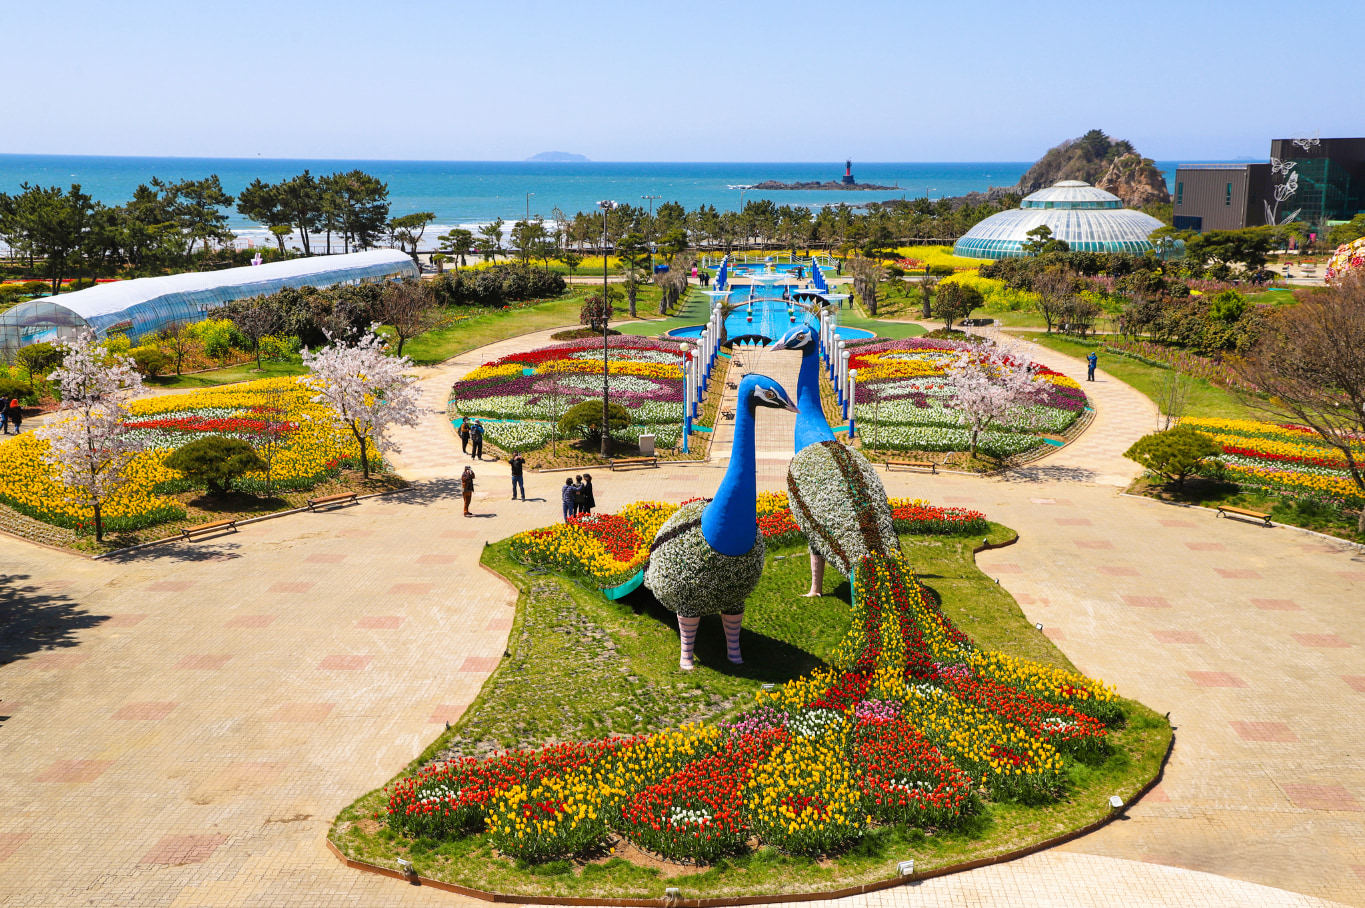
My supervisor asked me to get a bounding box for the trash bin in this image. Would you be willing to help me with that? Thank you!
[637,434,656,456]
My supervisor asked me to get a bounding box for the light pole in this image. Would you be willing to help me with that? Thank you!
[680,342,692,453]
[526,192,534,222]
[597,200,618,457]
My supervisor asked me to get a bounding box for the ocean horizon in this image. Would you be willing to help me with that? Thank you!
[0,153,1194,248]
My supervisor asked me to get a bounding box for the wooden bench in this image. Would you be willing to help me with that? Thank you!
[307,491,358,511]
[609,456,659,471]
[1216,505,1272,527]
[181,518,237,540]
[885,460,937,474]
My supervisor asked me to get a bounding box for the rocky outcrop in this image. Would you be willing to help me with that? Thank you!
[751,179,900,191]
[1097,153,1171,208]
[1014,130,1168,206]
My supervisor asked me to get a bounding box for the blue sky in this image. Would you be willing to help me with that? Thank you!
[7,0,1360,162]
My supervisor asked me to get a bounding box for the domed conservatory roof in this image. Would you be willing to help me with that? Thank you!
[953,180,1164,259]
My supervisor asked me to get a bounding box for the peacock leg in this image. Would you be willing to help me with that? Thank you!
[678,615,700,670]
[722,613,744,664]
[802,551,826,597]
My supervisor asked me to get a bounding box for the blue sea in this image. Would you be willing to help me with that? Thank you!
[0,154,1186,247]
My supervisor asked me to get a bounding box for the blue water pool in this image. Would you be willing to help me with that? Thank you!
[665,322,877,343]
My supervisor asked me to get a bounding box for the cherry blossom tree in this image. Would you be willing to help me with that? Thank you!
[945,338,1041,460]
[300,326,420,479]
[38,331,145,541]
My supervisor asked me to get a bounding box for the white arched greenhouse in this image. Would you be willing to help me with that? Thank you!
[0,249,418,354]
[952,181,1168,259]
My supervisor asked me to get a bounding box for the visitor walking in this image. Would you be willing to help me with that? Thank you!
[561,477,576,523]
[458,417,471,454]
[0,399,9,435]
[461,465,475,516]
[1086,351,1098,382]
[510,452,525,500]
[580,474,596,514]
[471,420,484,459]
[8,401,21,435]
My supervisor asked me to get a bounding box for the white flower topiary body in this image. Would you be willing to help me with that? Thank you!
[786,441,899,576]
[644,500,765,618]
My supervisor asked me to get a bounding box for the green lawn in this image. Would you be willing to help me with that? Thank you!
[1014,332,1260,421]
[144,358,308,390]
[1244,288,1297,305]
[329,524,1170,900]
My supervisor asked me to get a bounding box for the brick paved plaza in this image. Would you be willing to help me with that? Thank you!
[1,330,1361,907]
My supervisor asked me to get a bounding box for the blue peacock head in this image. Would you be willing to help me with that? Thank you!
[739,373,799,414]
[770,325,818,355]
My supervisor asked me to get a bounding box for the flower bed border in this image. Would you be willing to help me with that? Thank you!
[325,533,1174,904]
[324,736,1173,906]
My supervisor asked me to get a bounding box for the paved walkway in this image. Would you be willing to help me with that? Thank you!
[1,326,1362,907]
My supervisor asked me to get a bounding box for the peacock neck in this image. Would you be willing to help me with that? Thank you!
[795,345,835,451]
[702,390,758,557]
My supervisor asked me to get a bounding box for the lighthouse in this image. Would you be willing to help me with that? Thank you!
[842,159,855,185]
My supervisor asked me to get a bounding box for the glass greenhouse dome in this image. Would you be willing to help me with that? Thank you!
[953,181,1167,259]
[0,249,418,354]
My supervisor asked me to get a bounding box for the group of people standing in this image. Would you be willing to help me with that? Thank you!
[457,417,485,459]
[0,398,23,435]
[561,474,595,522]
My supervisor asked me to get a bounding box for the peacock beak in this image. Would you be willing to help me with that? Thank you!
[783,399,800,414]
[770,337,789,352]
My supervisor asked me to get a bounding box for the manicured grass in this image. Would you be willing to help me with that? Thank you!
[144,358,308,390]
[329,523,1170,900]
[1014,332,1260,421]
[1244,288,1297,305]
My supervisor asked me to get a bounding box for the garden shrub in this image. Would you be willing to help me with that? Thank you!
[130,346,173,377]
[164,436,268,497]
[558,400,630,444]
[1124,425,1220,487]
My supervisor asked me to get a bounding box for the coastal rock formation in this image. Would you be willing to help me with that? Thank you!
[1015,130,1169,207]
[752,179,900,191]
[1097,152,1171,209]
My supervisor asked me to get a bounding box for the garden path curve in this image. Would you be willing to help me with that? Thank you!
[0,325,1361,907]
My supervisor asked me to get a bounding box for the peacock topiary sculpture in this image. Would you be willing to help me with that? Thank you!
[771,325,899,595]
[644,373,799,670]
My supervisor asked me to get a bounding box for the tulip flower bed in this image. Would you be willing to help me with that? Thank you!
[450,337,694,458]
[0,378,382,539]
[1180,417,1365,510]
[509,494,987,589]
[331,502,1169,901]
[846,338,1089,460]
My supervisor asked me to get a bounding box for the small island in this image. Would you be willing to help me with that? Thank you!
[751,178,900,191]
[752,161,898,191]
[526,151,590,162]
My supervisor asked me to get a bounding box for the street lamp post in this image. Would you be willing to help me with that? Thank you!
[526,192,534,221]
[642,194,660,269]
[597,200,618,457]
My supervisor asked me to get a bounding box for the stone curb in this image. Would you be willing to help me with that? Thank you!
[1118,492,1365,553]
[90,486,412,560]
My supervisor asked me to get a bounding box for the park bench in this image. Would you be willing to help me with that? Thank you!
[307,491,358,512]
[1216,505,1273,527]
[609,456,658,471]
[181,518,237,541]
[885,460,937,474]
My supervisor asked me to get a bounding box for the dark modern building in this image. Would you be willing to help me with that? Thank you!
[1173,137,1365,232]
[1172,164,1272,232]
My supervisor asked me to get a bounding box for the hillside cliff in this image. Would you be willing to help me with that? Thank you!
[1015,130,1170,207]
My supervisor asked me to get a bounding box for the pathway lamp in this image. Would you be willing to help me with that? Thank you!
[597,200,618,457]
[848,368,857,437]
[680,342,693,454]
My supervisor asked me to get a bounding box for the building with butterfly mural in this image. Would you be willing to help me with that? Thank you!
[1173,136,1365,233]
